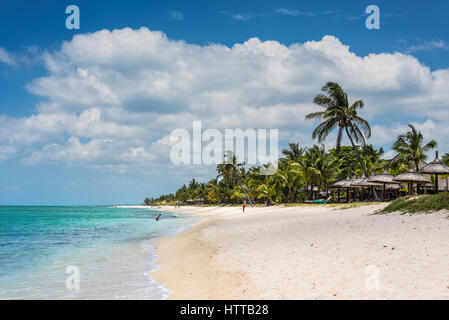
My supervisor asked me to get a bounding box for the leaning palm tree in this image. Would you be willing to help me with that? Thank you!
[306,82,371,176]
[392,123,437,171]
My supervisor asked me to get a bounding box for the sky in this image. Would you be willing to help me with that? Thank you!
[1,0,449,205]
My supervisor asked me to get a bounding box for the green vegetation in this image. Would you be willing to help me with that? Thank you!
[144,142,389,206]
[391,123,437,172]
[306,82,371,176]
[144,82,444,208]
[380,193,449,214]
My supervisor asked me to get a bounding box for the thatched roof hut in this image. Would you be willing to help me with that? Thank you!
[328,179,345,188]
[421,182,435,189]
[419,151,449,174]
[367,169,395,199]
[393,162,431,195]
[351,174,368,188]
[298,186,319,193]
[385,183,404,190]
[393,165,431,184]
[367,169,394,184]
[340,177,354,188]
[419,151,449,192]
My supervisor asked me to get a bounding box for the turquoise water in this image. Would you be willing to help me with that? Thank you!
[0,206,197,299]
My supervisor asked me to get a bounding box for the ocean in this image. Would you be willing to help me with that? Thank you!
[0,206,197,299]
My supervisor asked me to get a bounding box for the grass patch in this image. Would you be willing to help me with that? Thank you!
[380,193,449,214]
[282,202,384,209]
[330,202,384,210]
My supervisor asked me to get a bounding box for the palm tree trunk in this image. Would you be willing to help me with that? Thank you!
[308,183,313,200]
[239,181,253,206]
[344,126,379,201]
[344,126,367,176]
[235,175,253,207]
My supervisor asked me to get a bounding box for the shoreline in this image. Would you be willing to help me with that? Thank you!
[151,204,449,300]
[151,206,258,299]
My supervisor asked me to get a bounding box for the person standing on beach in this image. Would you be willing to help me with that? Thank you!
[242,200,246,213]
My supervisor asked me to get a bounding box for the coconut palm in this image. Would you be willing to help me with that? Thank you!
[230,186,247,203]
[392,123,437,171]
[277,162,304,202]
[216,151,253,204]
[361,145,386,175]
[256,180,277,206]
[206,178,220,204]
[306,82,371,176]
[282,143,305,163]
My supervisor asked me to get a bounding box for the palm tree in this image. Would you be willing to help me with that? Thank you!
[256,179,278,206]
[230,186,246,203]
[217,151,253,205]
[206,178,220,204]
[306,82,371,176]
[277,162,304,202]
[443,153,449,166]
[361,145,386,175]
[392,123,437,171]
[282,143,304,163]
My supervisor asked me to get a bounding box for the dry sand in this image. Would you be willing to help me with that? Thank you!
[152,204,449,299]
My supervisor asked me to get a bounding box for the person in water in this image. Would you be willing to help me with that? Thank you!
[156,213,162,221]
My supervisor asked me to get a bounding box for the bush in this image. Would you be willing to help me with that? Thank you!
[381,192,449,214]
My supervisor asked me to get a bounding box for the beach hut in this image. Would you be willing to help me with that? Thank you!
[350,174,371,201]
[339,177,352,202]
[420,182,435,193]
[393,162,431,195]
[352,173,383,200]
[299,186,320,200]
[328,179,347,202]
[340,176,356,202]
[419,151,449,193]
[367,169,395,200]
[384,183,404,199]
[351,174,367,187]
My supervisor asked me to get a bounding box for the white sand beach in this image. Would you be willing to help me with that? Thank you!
[152,204,449,299]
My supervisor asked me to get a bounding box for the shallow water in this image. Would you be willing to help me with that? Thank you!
[0,206,196,299]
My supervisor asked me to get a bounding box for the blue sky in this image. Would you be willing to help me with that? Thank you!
[1,0,449,205]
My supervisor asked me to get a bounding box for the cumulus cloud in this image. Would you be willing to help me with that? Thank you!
[2,27,449,174]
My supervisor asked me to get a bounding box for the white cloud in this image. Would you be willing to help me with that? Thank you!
[0,47,14,65]
[230,13,254,21]
[168,11,183,21]
[275,8,315,17]
[1,28,449,173]
[405,40,447,53]
[275,8,300,16]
